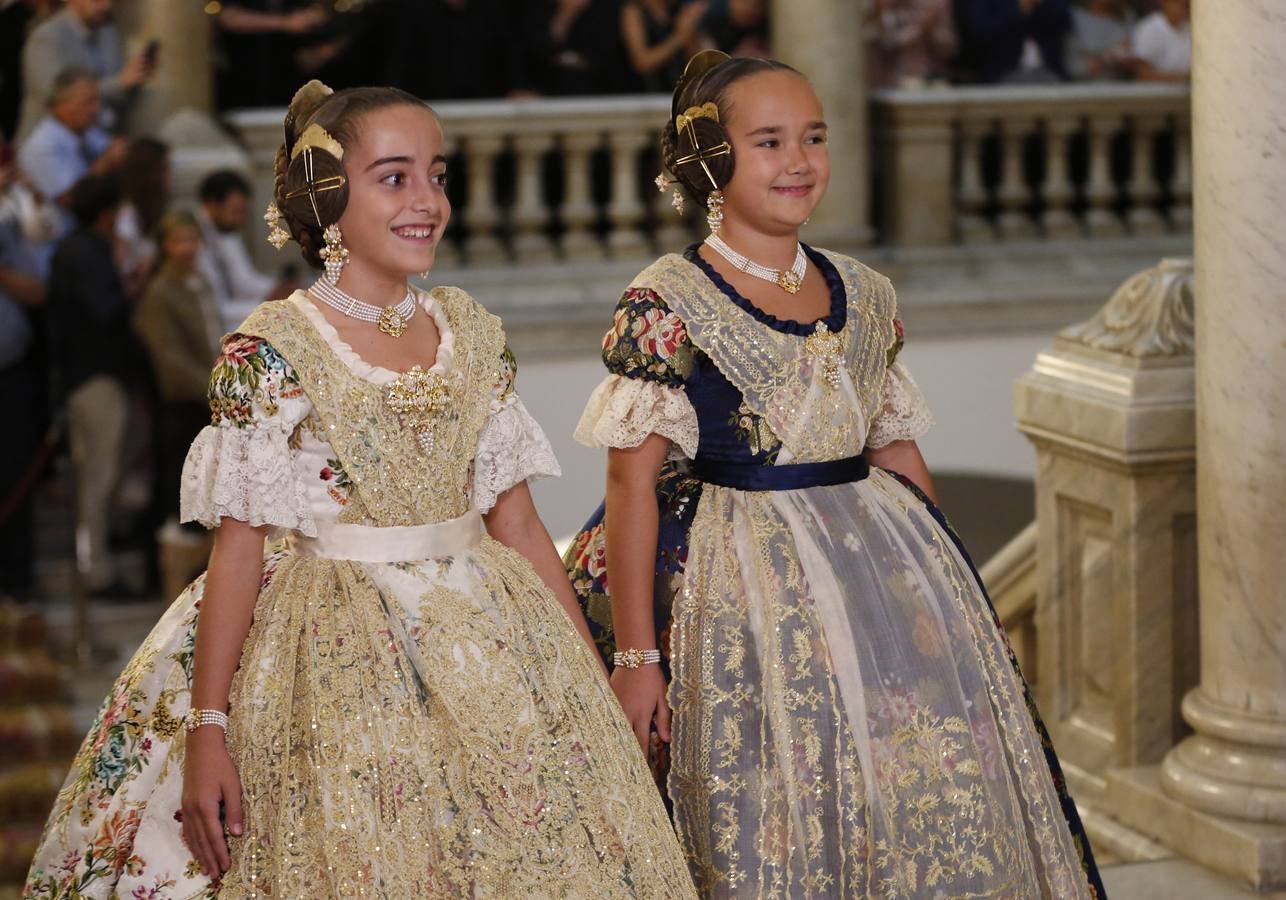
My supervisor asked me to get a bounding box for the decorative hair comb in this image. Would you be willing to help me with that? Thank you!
[290,123,344,162]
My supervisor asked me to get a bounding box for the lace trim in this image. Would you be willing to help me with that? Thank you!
[291,288,456,385]
[574,374,699,459]
[180,424,317,535]
[865,361,934,449]
[630,250,897,464]
[472,398,562,514]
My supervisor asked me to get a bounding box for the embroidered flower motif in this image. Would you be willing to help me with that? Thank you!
[320,457,352,505]
[601,288,694,387]
[207,334,300,427]
[630,307,688,363]
[726,401,781,462]
[886,317,906,367]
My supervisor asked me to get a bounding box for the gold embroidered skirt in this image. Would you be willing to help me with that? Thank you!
[25,521,695,898]
[669,470,1092,898]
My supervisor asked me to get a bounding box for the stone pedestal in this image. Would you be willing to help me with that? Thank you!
[1016,260,1199,808]
[1096,3,1286,889]
[770,0,870,247]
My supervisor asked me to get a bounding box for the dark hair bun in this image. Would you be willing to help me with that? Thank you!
[279,146,348,261]
[664,115,735,208]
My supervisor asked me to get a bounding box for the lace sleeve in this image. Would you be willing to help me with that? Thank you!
[179,334,315,533]
[471,346,561,514]
[865,361,934,450]
[573,374,699,459]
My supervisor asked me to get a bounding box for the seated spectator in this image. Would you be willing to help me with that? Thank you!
[1068,0,1133,80]
[621,0,708,93]
[195,169,295,313]
[0,136,47,601]
[45,173,139,596]
[375,0,531,100]
[864,0,958,88]
[213,1,328,109]
[954,0,1073,83]
[522,0,632,95]
[132,210,221,573]
[115,136,170,294]
[1131,0,1189,82]
[16,0,154,140]
[17,67,127,273]
[698,0,770,57]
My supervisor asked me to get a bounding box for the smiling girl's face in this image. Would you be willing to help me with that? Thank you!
[718,70,829,237]
[335,103,450,281]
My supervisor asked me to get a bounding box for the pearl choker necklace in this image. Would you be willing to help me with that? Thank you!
[704,235,807,294]
[310,278,416,338]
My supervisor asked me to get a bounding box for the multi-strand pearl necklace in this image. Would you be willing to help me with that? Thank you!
[704,234,807,294]
[309,278,417,338]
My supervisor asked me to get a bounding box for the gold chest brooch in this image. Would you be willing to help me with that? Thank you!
[385,366,454,454]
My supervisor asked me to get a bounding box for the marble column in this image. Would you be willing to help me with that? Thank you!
[1100,2,1286,889]
[770,0,870,248]
[116,0,214,117]
[1160,0,1286,825]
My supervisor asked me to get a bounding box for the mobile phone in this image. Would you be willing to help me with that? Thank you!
[143,39,160,64]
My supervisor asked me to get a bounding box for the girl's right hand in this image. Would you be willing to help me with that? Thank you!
[610,664,671,754]
[181,728,244,880]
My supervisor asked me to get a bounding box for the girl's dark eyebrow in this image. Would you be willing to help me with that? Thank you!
[745,121,828,137]
[365,154,448,172]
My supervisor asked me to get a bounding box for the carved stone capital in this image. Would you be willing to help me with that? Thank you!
[1060,257,1194,358]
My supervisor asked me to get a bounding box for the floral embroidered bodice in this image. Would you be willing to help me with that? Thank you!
[182,288,559,534]
[577,244,933,468]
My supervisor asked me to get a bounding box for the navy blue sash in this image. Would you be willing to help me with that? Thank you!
[692,454,869,491]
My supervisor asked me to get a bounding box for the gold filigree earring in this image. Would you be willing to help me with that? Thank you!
[264,202,289,250]
[655,171,684,214]
[706,190,724,234]
[319,223,349,285]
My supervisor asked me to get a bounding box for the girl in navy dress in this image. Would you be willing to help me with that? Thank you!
[565,51,1105,899]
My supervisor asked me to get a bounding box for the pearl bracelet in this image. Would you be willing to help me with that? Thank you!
[183,708,230,733]
[613,648,662,669]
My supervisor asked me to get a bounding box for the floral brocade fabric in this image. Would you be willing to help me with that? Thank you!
[25,289,696,899]
[566,246,1106,898]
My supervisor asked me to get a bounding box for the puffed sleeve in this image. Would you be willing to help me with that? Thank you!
[573,287,700,459]
[179,333,316,534]
[471,346,562,514]
[865,319,934,450]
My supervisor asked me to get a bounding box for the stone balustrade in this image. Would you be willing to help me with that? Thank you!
[872,83,1191,246]
[227,83,1191,272]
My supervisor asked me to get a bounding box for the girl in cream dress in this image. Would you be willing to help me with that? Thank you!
[24,82,696,899]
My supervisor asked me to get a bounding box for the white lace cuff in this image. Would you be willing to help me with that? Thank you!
[866,362,934,450]
[573,374,699,459]
[180,424,317,535]
[471,398,562,514]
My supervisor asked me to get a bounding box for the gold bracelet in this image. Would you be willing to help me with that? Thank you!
[613,648,662,669]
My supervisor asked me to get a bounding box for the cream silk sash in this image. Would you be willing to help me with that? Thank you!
[287,509,483,562]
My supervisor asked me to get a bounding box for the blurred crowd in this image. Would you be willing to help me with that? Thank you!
[0,0,1192,607]
[867,0,1190,89]
[206,0,770,107]
[202,0,1188,105]
[1,1,302,604]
